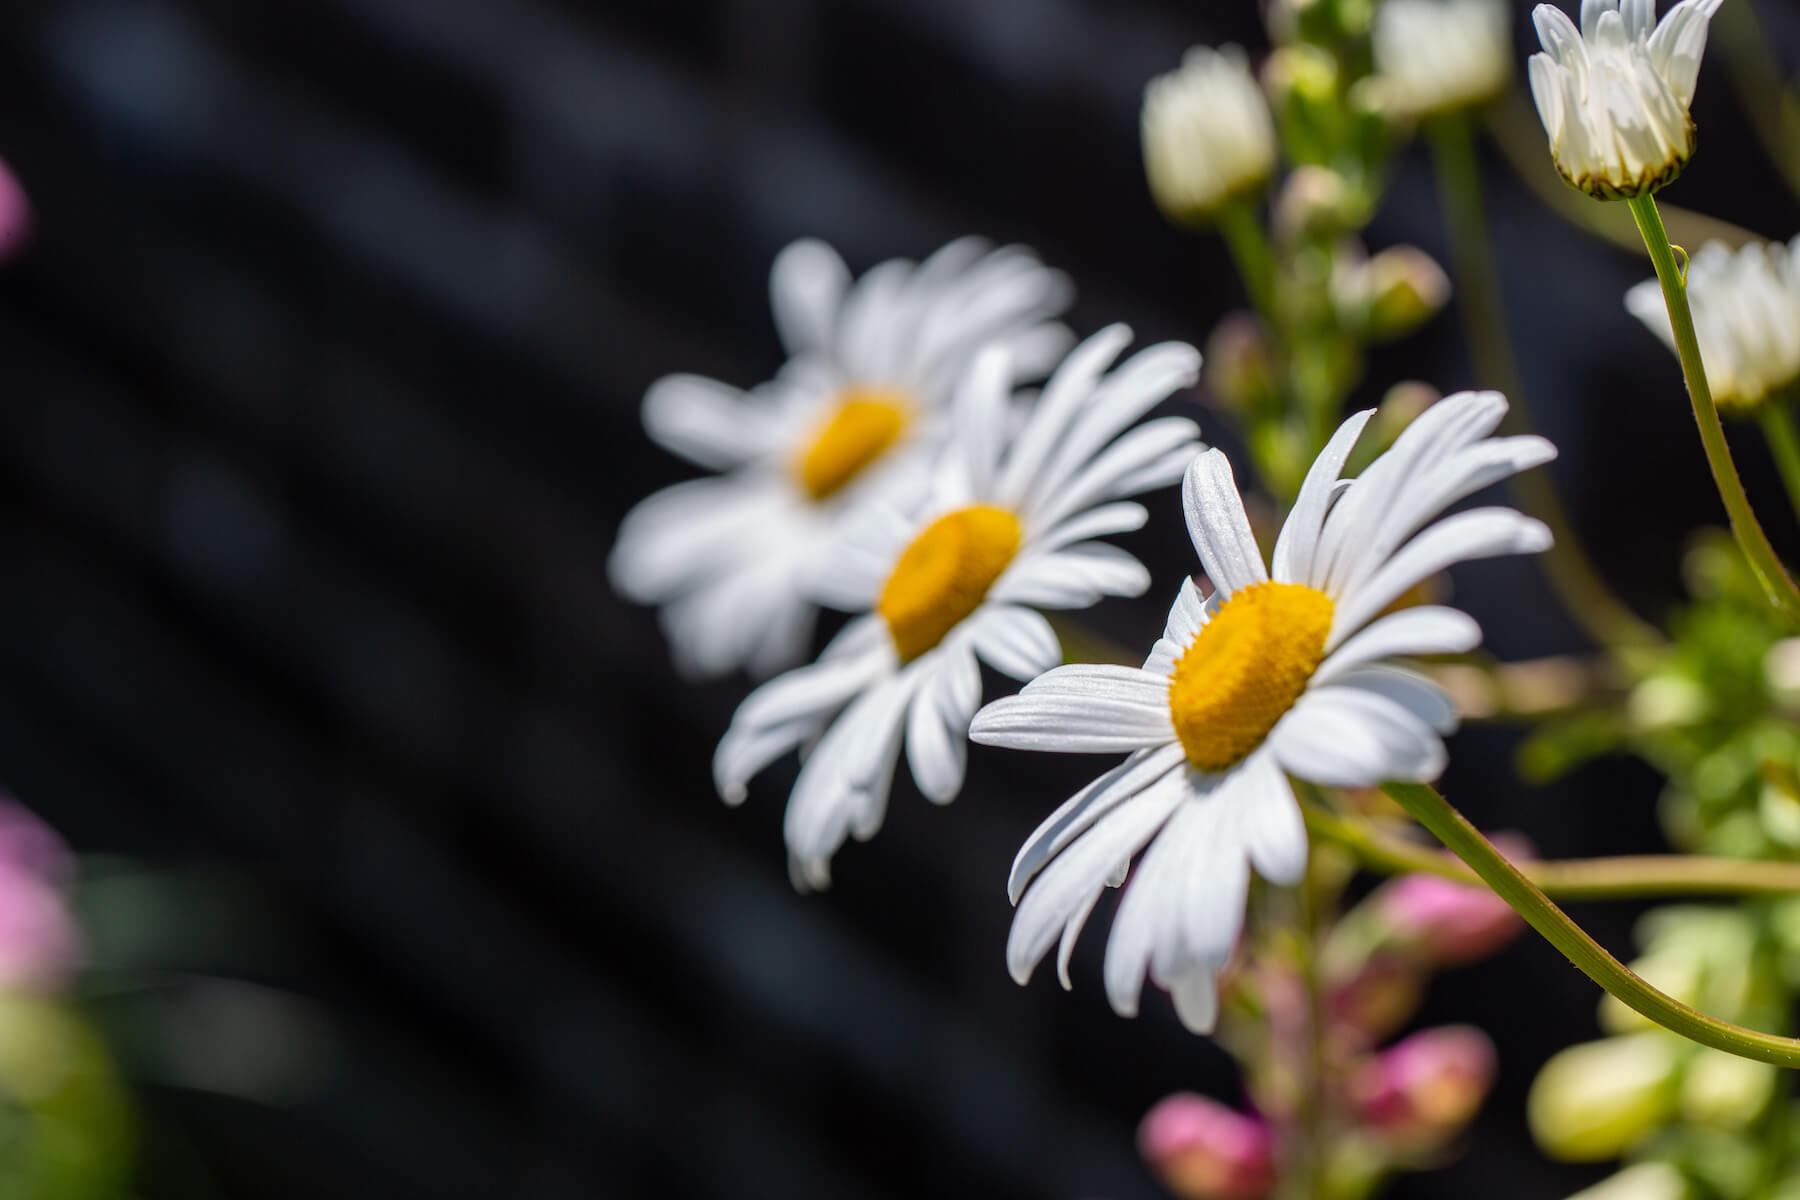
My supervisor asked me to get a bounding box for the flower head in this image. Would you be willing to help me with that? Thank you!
[1349,1025,1497,1151]
[610,237,1071,678]
[973,391,1554,1032]
[1138,1093,1276,1200]
[715,326,1202,889]
[1626,237,1800,415]
[1369,0,1513,118]
[1527,0,1726,199]
[1142,47,1279,226]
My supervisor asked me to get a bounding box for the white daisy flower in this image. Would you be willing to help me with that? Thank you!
[1527,0,1726,200]
[1625,237,1800,415]
[714,326,1204,889]
[1142,46,1278,226]
[1369,0,1512,118]
[609,237,1073,678]
[971,391,1555,1034]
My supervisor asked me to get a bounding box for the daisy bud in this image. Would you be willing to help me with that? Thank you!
[1369,0,1512,119]
[1678,1046,1776,1129]
[1263,45,1341,167]
[1138,1093,1277,1200]
[1142,47,1279,227]
[1527,1034,1680,1161]
[1570,1163,1691,1200]
[1375,871,1523,967]
[1526,0,1726,200]
[1625,237,1800,417]
[1274,166,1360,242]
[1205,313,1280,417]
[1349,1026,1496,1150]
[0,156,27,264]
[1334,244,1452,343]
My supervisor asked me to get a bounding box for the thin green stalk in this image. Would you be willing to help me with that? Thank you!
[1629,194,1800,624]
[1218,197,1279,329]
[1304,805,1800,899]
[1761,402,1800,526]
[1426,114,1661,652]
[1383,781,1800,1068]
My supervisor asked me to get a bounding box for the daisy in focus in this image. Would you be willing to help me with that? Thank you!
[1625,236,1800,416]
[610,237,1072,678]
[1368,0,1512,119]
[714,326,1204,889]
[1527,0,1726,200]
[971,391,1555,1033]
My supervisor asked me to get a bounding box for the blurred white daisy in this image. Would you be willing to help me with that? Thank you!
[971,391,1555,1034]
[1625,237,1800,415]
[1527,0,1725,199]
[1142,46,1278,226]
[609,237,1072,678]
[1369,0,1512,118]
[714,326,1204,889]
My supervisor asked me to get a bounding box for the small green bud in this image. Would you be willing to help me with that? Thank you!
[1527,1034,1680,1161]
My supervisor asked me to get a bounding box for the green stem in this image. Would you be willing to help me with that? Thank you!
[1761,402,1800,526]
[1628,193,1800,625]
[1382,781,1800,1068]
[1426,114,1662,652]
[1218,197,1279,329]
[1304,805,1800,899]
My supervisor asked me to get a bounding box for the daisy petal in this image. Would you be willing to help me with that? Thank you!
[1233,750,1308,886]
[1313,606,1483,684]
[1007,742,1188,902]
[769,238,851,358]
[906,646,981,803]
[1170,966,1221,1034]
[1182,450,1269,595]
[1033,502,1149,553]
[1327,665,1460,734]
[1270,686,1447,786]
[969,604,1063,682]
[1271,407,1374,584]
[641,374,779,470]
[971,665,1176,753]
[997,324,1136,505]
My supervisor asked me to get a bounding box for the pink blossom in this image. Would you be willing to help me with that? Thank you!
[1349,1025,1496,1148]
[0,156,28,264]
[1138,1092,1276,1200]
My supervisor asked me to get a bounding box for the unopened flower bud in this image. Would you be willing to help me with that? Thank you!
[1569,1162,1690,1200]
[1274,166,1356,242]
[1627,673,1709,731]
[1143,47,1278,226]
[1330,952,1428,1045]
[1338,245,1451,342]
[1766,638,1800,707]
[1376,872,1523,967]
[1527,1034,1680,1161]
[1368,0,1511,119]
[1678,1047,1776,1130]
[0,801,77,992]
[1139,1093,1277,1200]
[1262,45,1341,166]
[1205,314,1279,416]
[1349,1025,1496,1150]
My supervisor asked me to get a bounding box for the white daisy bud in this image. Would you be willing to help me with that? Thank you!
[1142,46,1279,226]
[1332,243,1453,342]
[1625,237,1800,415]
[1527,0,1727,200]
[1370,0,1513,118]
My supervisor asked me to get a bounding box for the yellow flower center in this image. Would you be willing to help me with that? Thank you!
[878,505,1022,661]
[1168,581,1334,771]
[793,389,910,501]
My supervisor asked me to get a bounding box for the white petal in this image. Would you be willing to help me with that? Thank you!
[952,343,1014,497]
[784,669,916,871]
[1162,577,1212,643]
[1032,502,1149,553]
[971,665,1175,753]
[1270,408,1374,584]
[1182,450,1269,595]
[996,325,1135,506]
[609,475,796,603]
[1170,966,1220,1034]
[641,374,780,470]
[906,647,981,804]
[733,645,893,730]
[1008,768,1187,988]
[989,543,1152,609]
[1313,606,1483,684]
[1327,508,1552,648]
[968,604,1063,681]
[769,238,851,358]
[1007,742,1188,902]
[1269,686,1447,786]
[1325,666,1460,734]
[1028,418,1202,531]
[1233,749,1308,885]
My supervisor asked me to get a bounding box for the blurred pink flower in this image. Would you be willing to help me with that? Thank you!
[1374,837,1531,967]
[0,156,28,263]
[1138,1092,1276,1200]
[1349,1025,1496,1149]
[0,799,78,990]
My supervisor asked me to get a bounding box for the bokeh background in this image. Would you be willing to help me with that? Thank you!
[0,0,1797,1196]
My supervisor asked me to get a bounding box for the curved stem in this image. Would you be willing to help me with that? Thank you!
[1304,805,1800,899]
[1381,781,1800,1068]
[1761,402,1800,526]
[1426,114,1661,651]
[1628,194,1800,625]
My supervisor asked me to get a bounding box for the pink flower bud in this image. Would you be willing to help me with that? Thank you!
[1376,866,1524,967]
[1350,1026,1496,1149]
[0,799,77,990]
[0,157,29,264]
[1138,1093,1277,1200]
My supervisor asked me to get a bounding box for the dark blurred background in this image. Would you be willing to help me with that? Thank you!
[0,0,1796,1196]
